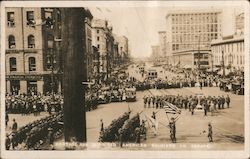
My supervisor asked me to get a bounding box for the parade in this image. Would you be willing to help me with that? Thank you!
[3,5,246,153]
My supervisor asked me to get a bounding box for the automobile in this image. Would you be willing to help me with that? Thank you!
[97,87,111,104]
[125,88,136,102]
[111,90,122,102]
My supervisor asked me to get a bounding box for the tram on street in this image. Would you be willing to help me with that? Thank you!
[125,88,136,102]
[146,69,158,79]
[97,86,111,104]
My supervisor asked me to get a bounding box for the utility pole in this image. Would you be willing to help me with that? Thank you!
[61,8,86,143]
[222,49,225,78]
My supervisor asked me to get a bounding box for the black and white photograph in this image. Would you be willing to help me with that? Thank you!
[1,1,249,159]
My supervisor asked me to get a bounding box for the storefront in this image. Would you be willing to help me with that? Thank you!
[6,75,43,95]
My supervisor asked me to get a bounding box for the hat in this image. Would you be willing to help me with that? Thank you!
[48,127,53,131]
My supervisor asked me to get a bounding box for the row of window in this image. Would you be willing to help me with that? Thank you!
[171,13,219,24]
[9,57,36,72]
[172,33,218,43]
[172,24,220,34]
[8,34,35,49]
[214,55,244,65]
[7,11,35,27]
[212,42,244,54]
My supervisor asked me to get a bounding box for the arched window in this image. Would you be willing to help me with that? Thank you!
[8,35,16,49]
[28,57,36,71]
[9,57,17,71]
[28,35,35,48]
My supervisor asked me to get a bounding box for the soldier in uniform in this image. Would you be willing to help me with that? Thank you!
[226,95,231,108]
[5,133,11,150]
[169,117,176,143]
[208,123,213,142]
[134,127,141,143]
[221,95,225,109]
[48,127,54,149]
[118,128,123,147]
[143,95,147,108]
[12,119,18,133]
[100,119,104,132]
[6,113,9,127]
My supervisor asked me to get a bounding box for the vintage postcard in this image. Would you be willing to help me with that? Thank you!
[0,1,249,158]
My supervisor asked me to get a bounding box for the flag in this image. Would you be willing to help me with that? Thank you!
[163,101,181,114]
[145,114,158,135]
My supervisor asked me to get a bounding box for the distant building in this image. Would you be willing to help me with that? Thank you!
[151,45,160,59]
[92,19,114,81]
[158,31,167,58]
[211,34,244,70]
[165,10,222,68]
[114,35,129,65]
[235,13,244,35]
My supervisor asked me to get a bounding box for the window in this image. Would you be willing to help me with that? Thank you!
[28,57,36,71]
[97,30,99,34]
[28,35,35,48]
[97,44,100,49]
[10,57,17,71]
[8,35,16,49]
[7,12,15,27]
[47,34,54,48]
[97,36,100,41]
[26,11,35,25]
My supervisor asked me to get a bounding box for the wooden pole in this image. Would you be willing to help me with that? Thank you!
[61,8,86,142]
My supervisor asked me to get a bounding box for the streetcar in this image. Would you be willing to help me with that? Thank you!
[146,69,158,80]
[125,88,136,102]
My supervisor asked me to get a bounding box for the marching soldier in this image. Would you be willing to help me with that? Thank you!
[118,128,123,147]
[100,119,104,132]
[221,95,225,109]
[169,117,176,143]
[6,113,9,127]
[226,95,230,108]
[134,127,141,143]
[12,119,18,133]
[5,134,11,150]
[208,123,213,142]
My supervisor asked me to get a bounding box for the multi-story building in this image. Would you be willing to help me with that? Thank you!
[165,10,222,68]
[151,45,160,59]
[235,13,244,35]
[92,19,115,81]
[84,10,93,82]
[5,7,92,95]
[5,8,63,95]
[114,35,129,65]
[158,31,167,58]
[92,46,100,83]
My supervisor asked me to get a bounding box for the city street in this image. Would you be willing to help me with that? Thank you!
[6,64,244,150]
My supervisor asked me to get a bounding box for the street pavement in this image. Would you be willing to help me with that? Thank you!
[6,64,245,150]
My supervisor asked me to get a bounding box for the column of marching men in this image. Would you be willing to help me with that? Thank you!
[6,112,63,150]
[143,94,231,115]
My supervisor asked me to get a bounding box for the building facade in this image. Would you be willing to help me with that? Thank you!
[165,10,222,68]
[5,7,92,95]
[84,10,93,82]
[151,45,160,59]
[235,13,244,35]
[5,8,52,94]
[114,35,129,66]
[158,31,167,58]
[211,35,244,70]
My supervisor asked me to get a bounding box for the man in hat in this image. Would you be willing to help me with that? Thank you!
[208,123,213,142]
[5,133,11,150]
[100,119,104,132]
[169,117,176,143]
[12,119,18,133]
[226,94,231,108]
[5,113,9,127]
[48,127,54,149]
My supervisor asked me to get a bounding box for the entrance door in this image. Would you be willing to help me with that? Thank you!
[27,80,37,95]
[10,80,20,95]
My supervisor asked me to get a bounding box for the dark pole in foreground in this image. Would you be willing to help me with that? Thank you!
[62,8,86,142]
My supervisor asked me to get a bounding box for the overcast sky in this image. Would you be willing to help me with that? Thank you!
[89,4,244,58]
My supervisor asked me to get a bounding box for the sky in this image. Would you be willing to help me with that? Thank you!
[89,4,245,58]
